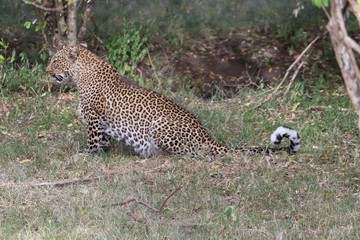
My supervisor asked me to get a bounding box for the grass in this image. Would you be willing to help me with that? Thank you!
[0,65,359,239]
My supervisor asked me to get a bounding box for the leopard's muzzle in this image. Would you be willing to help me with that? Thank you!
[53,74,64,83]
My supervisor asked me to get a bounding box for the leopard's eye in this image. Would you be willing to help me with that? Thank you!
[51,60,58,68]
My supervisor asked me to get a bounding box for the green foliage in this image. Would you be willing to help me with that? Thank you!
[276,2,326,51]
[289,82,306,102]
[223,206,237,222]
[23,19,42,32]
[0,38,10,64]
[0,64,48,95]
[21,17,48,64]
[105,27,148,84]
[23,20,31,29]
[0,38,9,50]
[311,0,329,8]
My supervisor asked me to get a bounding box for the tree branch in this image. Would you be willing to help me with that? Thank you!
[348,0,360,26]
[21,0,64,12]
[34,8,52,53]
[78,0,93,40]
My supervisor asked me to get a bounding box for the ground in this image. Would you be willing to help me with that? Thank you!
[0,27,359,239]
[172,32,289,98]
[0,84,359,238]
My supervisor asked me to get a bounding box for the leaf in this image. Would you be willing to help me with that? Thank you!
[35,25,41,32]
[0,38,8,49]
[24,21,31,29]
[20,159,31,164]
[291,102,300,111]
[211,164,221,169]
[9,50,16,64]
[311,0,329,8]
[0,55,5,64]
[224,206,237,222]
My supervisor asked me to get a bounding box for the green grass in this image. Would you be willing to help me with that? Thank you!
[0,66,359,239]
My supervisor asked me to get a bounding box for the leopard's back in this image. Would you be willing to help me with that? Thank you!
[101,82,228,157]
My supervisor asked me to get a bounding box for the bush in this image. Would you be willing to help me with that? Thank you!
[0,64,48,95]
[105,27,148,85]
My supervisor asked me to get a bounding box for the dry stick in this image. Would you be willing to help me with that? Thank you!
[31,174,115,187]
[33,8,52,52]
[105,185,182,214]
[255,32,326,108]
[126,201,144,222]
[109,197,137,207]
[93,33,104,45]
[159,185,183,212]
[321,5,331,20]
[282,59,307,98]
[106,197,144,222]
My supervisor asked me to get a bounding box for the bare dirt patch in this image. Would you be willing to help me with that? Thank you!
[172,32,291,98]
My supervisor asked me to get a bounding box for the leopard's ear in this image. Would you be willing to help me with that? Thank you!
[69,46,79,62]
[79,42,88,49]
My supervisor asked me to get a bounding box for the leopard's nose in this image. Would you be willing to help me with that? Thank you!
[54,74,63,83]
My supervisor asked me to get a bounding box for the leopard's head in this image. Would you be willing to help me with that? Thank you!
[46,46,79,83]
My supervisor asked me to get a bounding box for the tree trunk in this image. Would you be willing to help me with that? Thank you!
[327,0,360,129]
[78,0,92,40]
[67,0,78,47]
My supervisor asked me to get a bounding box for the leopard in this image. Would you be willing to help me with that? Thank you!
[46,46,301,158]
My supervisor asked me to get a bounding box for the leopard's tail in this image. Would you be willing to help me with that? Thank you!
[270,126,301,153]
[236,126,301,154]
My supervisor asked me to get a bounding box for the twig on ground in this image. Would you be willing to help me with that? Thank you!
[31,174,114,187]
[282,59,307,98]
[32,174,182,223]
[104,185,182,214]
[159,185,183,212]
[125,199,144,222]
[255,31,326,108]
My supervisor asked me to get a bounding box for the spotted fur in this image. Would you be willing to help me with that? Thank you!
[46,46,301,157]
